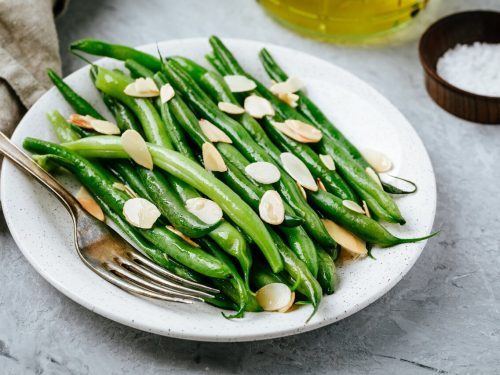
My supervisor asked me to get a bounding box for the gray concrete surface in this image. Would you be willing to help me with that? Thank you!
[1,0,500,374]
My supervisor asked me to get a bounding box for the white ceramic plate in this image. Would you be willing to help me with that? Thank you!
[1,38,436,342]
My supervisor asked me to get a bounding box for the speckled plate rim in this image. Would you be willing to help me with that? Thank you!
[1,38,436,342]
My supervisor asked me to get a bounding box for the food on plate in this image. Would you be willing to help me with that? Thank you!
[25,36,435,318]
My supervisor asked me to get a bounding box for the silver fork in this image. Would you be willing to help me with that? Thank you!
[0,132,218,304]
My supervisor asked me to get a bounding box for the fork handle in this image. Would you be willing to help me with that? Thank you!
[0,132,80,218]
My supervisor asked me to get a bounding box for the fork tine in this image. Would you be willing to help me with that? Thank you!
[90,266,194,304]
[116,256,215,299]
[105,262,204,302]
[125,249,219,294]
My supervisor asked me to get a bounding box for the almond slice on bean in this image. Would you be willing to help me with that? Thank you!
[316,178,326,192]
[342,200,365,214]
[269,76,304,95]
[259,190,285,225]
[272,119,322,143]
[280,152,317,191]
[365,167,383,188]
[361,149,392,173]
[244,95,275,119]
[218,102,245,115]
[76,186,104,221]
[123,197,161,229]
[185,197,223,225]
[165,225,200,248]
[160,84,175,103]
[112,182,138,198]
[68,114,120,135]
[322,219,367,257]
[319,154,335,171]
[223,75,256,92]
[199,119,232,144]
[202,142,227,172]
[121,130,153,170]
[256,283,294,312]
[124,77,160,97]
[277,92,299,108]
[245,162,281,184]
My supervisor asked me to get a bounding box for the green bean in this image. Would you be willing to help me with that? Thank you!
[136,168,220,238]
[269,229,322,317]
[316,247,337,295]
[211,279,262,312]
[153,72,197,161]
[107,161,151,200]
[61,135,284,273]
[70,39,162,71]
[47,69,104,120]
[250,259,290,290]
[23,138,231,279]
[198,238,248,318]
[46,111,81,143]
[279,226,319,277]
[125,59,154,79]
[308,189,437,246]
[318,137,404,224]
[205,53,228,75]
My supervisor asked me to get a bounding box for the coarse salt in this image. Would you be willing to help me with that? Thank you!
[437,42,500,97]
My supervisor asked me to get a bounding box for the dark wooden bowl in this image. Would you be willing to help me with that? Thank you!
[419,11,500,124]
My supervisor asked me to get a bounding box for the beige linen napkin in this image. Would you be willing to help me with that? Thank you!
[0,0,67,137]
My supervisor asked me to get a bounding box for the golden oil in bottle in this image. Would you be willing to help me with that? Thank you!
[258,0,431,44]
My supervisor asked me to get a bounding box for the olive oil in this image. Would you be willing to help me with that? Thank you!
[259,0,430,44]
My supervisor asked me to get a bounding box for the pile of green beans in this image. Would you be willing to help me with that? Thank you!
[27,36,437,318]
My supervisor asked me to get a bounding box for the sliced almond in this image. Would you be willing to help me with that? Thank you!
[297,182,307,200]
[223,75,256,93]
[365,167,383,189]
[278,292,296,313]
[269,76,304,95]
[199,119,232,144]
[272,119,322,143]
[218,102,245,115]
[285,119,322,142]
[245,162,281,184]
[255,283,293,312]
[160,84,175,103]
[76,186,104,221]
[316,178,326,192]
[361,149,392,173]
[202,142,227,172]
[186,197,223,225]
[342,200,365,214]
[244,95,275,119]
[277,92,299,108]
[362,200,371,218]
[123,197,161,229]
[112,182,137,198]
[259,190,285,225]
[165,225,200,247]
[121,130,153,170]
[68,114,120,135]
[319,154,335,171]
[124,77,160,97]
[280,152,317,191]
[322,219,367,257]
